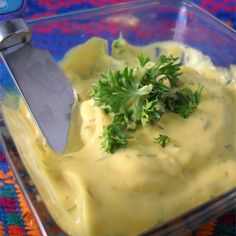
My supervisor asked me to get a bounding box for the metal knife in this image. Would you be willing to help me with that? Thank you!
[0,0,75,153]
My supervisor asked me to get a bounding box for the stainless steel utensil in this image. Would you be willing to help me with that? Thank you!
[0,1,75,152]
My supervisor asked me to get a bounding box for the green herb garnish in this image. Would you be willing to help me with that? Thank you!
[92,53,203,153]
[138,53,151,67]
[101,123,131,154]
[155,135,171,147]
[166,85,203,118]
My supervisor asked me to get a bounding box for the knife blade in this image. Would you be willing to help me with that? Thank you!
[0,1,75,152]
[1,43,75,153]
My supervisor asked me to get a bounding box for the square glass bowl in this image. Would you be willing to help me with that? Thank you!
[0,0,236,235]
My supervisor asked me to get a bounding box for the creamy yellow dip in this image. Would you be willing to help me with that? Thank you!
[2,37,236,236]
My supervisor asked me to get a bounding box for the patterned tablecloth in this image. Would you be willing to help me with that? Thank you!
[0,0,236,235]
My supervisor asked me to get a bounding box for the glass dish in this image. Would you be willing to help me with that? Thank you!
[0,0,236,235]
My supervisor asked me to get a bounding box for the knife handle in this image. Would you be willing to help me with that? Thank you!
[0,0,28,23]
[0,0,30,50]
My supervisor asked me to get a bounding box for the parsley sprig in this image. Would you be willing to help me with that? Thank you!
[101,123,131,154]
[155,135,171,148]
[91,54,203,153]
